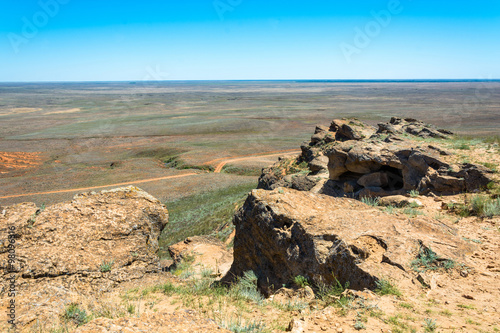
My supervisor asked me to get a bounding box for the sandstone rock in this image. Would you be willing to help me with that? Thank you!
[308,155,329,174]
[0,186,168,328]
[272,286,315,304]
[379,195,423,207]
[287,318,307,333]
[326,139,493,197]
[258,117,493,198]
[168,236,233,278]
[224,188,474,293]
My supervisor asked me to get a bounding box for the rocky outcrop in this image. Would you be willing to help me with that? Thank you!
[325,139,492,197]
[224,188,474,293]
[0,186,168,329]
[258,117,494,198]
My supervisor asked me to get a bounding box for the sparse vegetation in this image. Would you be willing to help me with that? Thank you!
[222,165,262,176]
[375,279,401,297]
[411,246,456,272]
[423,318,437,332]
[293,275,310,288]
[409,190,419,198]
[160,182,257,258]
[100,260,114,273]
[361,196,380,207]
[402,207,423,218]
[447,195,500,218]
[63,303,89,327]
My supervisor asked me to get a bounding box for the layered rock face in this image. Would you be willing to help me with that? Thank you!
[224,188,474,293]
[0,186,168,328]
[258,117,493,198]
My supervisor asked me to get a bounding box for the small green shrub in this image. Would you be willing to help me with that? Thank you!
[483,197,500,218]
[293,275,309,288]
[409,190,419,198]
[63,303,88,327]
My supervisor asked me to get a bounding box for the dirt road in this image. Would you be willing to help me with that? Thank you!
[212,150,300,173]
[0,150,300,199]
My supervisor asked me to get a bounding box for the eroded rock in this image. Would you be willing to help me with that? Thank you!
[223,188,474,293]
[0,186,168,329]
[258,117,494,198]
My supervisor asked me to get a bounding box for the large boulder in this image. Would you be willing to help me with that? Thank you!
[0,186,168,329]
[223,188,474,293]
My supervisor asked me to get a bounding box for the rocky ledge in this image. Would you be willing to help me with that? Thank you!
[258,117,493,198]
[223,188,475,294]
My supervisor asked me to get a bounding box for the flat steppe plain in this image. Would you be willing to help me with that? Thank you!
[1,81,499,206]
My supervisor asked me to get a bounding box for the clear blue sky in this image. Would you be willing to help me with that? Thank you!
[1,0,499,81]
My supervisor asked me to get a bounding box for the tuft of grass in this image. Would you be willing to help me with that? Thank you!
[398,302,414,309]
[231,271,264,305]
[63,303,88,327]
[452,140,471,150]
[375,279,401,297]
[273,300,308,312]
[411,246,456,273]
[409,190,419,198]
[361,196,380,207]
[316,275,350,301]
[100,260,114,273]
[384,205,396,214]
[222,317,266,333]
[439,309,452,317]
[423,318,437,332]
[448,195,500,218]
[402,207,423,218]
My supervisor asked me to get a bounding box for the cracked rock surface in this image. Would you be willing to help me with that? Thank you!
[223,188,475,293]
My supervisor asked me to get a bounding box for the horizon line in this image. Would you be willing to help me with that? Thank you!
[1,79,500,84]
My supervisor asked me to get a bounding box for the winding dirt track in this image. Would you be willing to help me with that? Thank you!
[212,150,300,173]
[0,150,300,200]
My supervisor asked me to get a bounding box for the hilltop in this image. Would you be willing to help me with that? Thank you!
[1,117,499,332]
